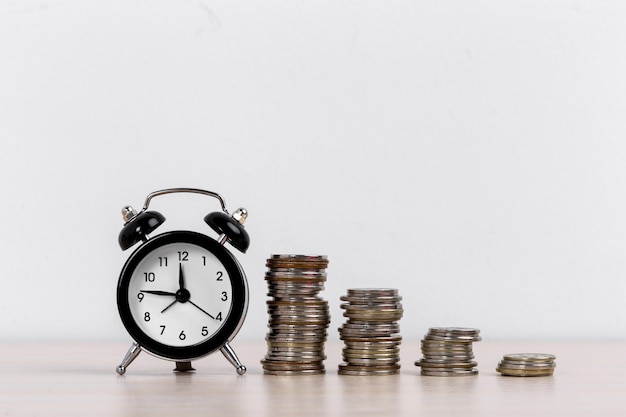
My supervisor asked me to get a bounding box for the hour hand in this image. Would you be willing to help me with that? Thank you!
[140,290,176,296]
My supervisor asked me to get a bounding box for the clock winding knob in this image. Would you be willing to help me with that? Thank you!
[121,206,138,223]
[232,208,248,225]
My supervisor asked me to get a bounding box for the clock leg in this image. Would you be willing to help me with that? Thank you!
[116,342,142,375]
[174,361,196,372]
[220,342,246,375]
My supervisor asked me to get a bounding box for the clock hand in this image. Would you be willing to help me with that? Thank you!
[179,263,185,290]
[188,300,216,320]
[141,290,176,296]
[161,299,178,314]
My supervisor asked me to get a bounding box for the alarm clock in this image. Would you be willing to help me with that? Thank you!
[115,188,250,375]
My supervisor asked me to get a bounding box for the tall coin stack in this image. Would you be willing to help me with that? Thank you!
[416,327,481,376]
[338,288,403,376]
[261,255,330,375]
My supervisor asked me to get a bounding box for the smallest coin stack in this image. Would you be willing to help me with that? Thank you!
[262,255,330,375]
[338,288,403,376]
[497,353,556,377]
[416,327,482,376]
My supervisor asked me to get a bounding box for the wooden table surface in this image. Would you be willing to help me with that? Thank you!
[1,340,624,416]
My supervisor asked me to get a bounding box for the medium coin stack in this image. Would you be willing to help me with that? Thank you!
[338,288,403,376]
[497,353,556,377]
[416,327,482,376]
[261,255,330,375]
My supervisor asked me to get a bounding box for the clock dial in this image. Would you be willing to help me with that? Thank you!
[127,242,233,347]
[118,231,248,360]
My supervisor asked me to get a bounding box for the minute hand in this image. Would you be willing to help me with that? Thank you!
[188,300,216,320]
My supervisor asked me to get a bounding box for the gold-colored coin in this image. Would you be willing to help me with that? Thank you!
[496,367,554,377]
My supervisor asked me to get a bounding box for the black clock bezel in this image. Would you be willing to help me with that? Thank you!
[117,230,247,361]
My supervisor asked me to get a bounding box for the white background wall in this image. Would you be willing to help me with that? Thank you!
[1,0,626,344]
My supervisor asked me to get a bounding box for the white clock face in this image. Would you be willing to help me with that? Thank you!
[127,242,234,347]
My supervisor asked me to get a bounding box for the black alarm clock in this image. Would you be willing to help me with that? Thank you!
[115,188,249,375]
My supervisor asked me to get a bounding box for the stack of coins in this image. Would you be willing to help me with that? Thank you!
[261,255,330,375]
[338,288,403,376]
[497,353,556,377]
[416,327,481,376]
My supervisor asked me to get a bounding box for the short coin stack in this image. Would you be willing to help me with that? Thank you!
[261,255,330,375]
[416,327,481,376]
[338,288,403,376]
[497,353,556,377]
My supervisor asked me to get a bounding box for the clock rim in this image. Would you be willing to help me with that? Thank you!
[117,230,248,361]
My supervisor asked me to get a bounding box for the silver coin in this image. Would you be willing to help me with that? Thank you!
[264,369,326,376]
[270,294,328,305]
[498,363,555,371]
[345,320,402,326]
[261,360,325,370]
[341,303,403,310]
[262,365,326,372]
[266,337,327,345]
[343,350,400,358]
[266,274,327,282]
[339,329,399,338]
[340,296,403,305]
[342,335,402,343]
[268,304,328,310]
[339,362,401,370]
[267,330,327,337]
[341,345,400,355]
[343,355,400,363]
[423,335,481,342]
[266,355,326,362]
[269,290,325,296]
[269,316,331,322]
[268,254,328,260]
[421,341,474,349]
[268,345,327,353]
[343,313,404,322]
[338,369,400,376]
[267,352,326,359]
[268,299,328,305]
[343,307,404,314]
[342,322,400,330]
[343,341,402,350]
[418,360,477,369]
[421,349,474,356]
[339,363,400,375]
[268,282,325,289]
[346,288,399,297]
[428,327,480,335]
[419,356,476,363]
[421,369,478,377]
[268,309,329,317]
[502,353,556,363]
[266,354,326,361]
[267,338,326,345]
